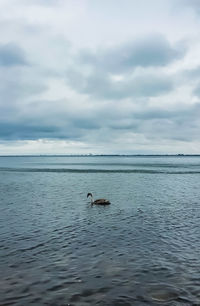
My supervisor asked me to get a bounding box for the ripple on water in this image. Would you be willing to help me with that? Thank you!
[146,283,188,303]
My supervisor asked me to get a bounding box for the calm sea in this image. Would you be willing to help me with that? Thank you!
[0,156,200,305]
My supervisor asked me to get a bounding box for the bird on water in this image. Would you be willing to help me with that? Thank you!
[87,193,111,205]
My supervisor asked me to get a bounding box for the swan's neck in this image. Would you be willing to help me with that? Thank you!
[90,195,94,204]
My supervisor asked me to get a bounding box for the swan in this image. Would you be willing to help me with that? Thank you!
[87,193,110,205]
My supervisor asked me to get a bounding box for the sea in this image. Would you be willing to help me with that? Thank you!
[0,155,200,305]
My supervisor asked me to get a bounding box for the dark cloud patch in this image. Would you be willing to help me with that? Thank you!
[134,103,200,142]
[0,43,27,66]
[180,0,200,14]
[72,118,100,130]
[103,103,200,142]
[0,122,59,140]
[0,64,47,122]
[66,35,183,99]
[0,75,46,107]
[67,69,173,99]
[193,84,200,97]
[78,35,185,73]
[0,98,101,141]
[0,119,85,141]
[183,66,200,79]
[141,118,200,142]
[0,94,200,144]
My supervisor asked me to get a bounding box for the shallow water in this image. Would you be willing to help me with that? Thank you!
[0,156,200,305]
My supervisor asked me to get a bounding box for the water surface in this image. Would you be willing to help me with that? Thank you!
[0,156,200,305]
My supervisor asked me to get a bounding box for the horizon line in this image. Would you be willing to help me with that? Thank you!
[0,154,200,157]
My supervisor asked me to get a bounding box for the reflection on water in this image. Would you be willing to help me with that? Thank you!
[0,156,200,305]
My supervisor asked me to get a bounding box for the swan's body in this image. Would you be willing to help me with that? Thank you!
[87,193,110,205]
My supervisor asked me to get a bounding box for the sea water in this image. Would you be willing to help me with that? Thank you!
[0,156,200,305]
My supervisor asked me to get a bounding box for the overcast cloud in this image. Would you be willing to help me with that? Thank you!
[0,0,200,154]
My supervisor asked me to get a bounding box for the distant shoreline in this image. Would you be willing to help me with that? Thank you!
[0,154,200,157]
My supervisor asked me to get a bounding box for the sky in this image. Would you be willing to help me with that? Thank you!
[1,0,200,155]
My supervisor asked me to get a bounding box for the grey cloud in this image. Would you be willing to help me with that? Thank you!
[181,67,200,98]
[134,104,200,142]
[66,35,183,99]
[83,102,200,143]
[182,66,200,79]
[67,69,173,100]
[193,84,200,97]
[0,122,59,140]
[0,119,82,141]
[180,0,200,13]
[0,96,101,141]
[0,0,199,153]
[72,118,100,130]
[102,103,200,142]
[0,91,200,144]
[0,55,48,113]
[0,43,27,66]
[78,35,185,73]
[140,119,199,142]
[0,75,46,106]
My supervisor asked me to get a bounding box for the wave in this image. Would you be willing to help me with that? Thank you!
[30,162,200,168]
[1,167,200,174]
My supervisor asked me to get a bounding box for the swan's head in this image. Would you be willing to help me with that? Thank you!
[87,193,93,198]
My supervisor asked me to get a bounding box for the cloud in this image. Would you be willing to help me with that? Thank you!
[0,38,195,148]
[0,65,47,122]
[66,35,182,99]
[0,0,199,154]
[183,66,200,79]
[180,0,200,14]
[105,103,200,144]
[20,0,61,6]
[67,69,173,100]
[193,84,200,97]
[1,90,199,145]
[0,94,101,141]
[0,122,59,140]
[0,43,27,66]
[78,35,185,73]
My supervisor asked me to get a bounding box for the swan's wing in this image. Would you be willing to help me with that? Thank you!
[94,199,110,205]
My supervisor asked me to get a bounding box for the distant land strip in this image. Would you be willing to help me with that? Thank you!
[0,154,200,157]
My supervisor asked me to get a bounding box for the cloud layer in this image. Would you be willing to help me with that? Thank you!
[0,0,200,154]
